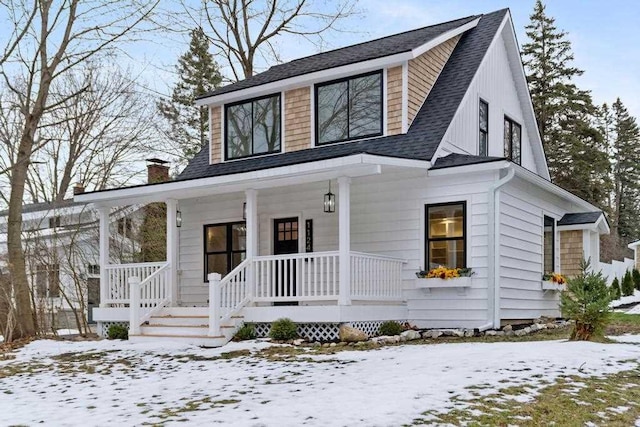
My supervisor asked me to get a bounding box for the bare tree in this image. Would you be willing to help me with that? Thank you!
[0,0,158,340]
[185,0,359,80]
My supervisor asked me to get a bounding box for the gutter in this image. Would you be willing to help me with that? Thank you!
[487,166,515,330]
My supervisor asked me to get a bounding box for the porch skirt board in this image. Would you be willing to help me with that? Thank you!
[97,321,130,338]
[255,320,398,342]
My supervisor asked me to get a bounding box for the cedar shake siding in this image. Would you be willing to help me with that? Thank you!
[560,230,583,277]
[386,66,403,135]
[407,35,461,126]
[284,87,311,152]
[210,106,222,164]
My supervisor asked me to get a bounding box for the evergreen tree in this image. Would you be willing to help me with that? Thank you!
[622,270,635,297]
[610,277,621,301]
[158,27,222,162]
[610,98,640,241]
[522,1,610,207]
[632,269,640,291]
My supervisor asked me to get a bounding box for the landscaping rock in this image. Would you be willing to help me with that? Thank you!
[464,330,475,337]
[494,331,505,336]
[514,329,527,336]
[311,342,321,347]
[485,330,497,336]
[329,343,337,348]
[423,330,442,339]
[322,343,330,348]
[503,324,513,333]
[293,339,305,346]
[339,325,368,343]
[523,327,532,334]
[401,330,421,341]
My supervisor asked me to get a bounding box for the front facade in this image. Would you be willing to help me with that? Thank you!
[76,9,609,345]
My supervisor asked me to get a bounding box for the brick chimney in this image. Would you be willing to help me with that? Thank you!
[73,183,85,195]
[146,158,170,184]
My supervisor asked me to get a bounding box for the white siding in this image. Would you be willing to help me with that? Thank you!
[498,177,579,320]
[351,169,496,329]
[437,25,538,174]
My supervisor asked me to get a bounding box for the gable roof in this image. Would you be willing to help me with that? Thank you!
[430,153,505,170]
[0,199,83,217]
[178,9,508,182]
[198,15,480,100]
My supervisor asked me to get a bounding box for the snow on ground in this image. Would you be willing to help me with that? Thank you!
[2,338,640,426]
[611,290,640,308]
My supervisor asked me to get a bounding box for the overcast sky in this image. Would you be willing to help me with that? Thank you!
[134,0,639,118]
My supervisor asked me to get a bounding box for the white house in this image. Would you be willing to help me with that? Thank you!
[75,9,609,346]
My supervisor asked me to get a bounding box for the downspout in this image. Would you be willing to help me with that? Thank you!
[484,166,515,330]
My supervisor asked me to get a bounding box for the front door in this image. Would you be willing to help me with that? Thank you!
[273,217,299,304]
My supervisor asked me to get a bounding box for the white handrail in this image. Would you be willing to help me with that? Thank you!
[208,258,252,336]
[129,263,171,334]
[350,252,404,301]
[105,262,166,305]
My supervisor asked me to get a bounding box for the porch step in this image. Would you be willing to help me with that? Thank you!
[149,316,209,327]
[129,334,228,347]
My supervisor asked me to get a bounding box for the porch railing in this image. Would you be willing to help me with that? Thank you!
[208,258,252,336]
[129,262,171,335]
[253,251,340,302]
[350,252,405,300]
[104,262,166,306]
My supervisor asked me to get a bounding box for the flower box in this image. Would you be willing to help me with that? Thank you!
[416,277,472,289]
[541,280,564,291]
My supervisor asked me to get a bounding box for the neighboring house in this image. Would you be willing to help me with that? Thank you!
[0,160,169,330]
[75,9,610,346]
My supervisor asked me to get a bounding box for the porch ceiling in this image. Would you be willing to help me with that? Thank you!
[75,154,428,207]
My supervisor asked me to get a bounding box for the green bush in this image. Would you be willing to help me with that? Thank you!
[560,261,611,341]
[269,318,298,340]
[610,277,621,300]
[622,271,635,297]
[107,324,128,340]
[234,323,256,341]
[378,321,403,336]
[633,269,640,291]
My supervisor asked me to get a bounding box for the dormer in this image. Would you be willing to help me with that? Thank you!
[196,15,480,164]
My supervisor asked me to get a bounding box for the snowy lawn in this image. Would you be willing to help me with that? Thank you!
[2,336,640,426]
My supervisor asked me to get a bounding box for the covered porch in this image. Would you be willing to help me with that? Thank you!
[83,154,428,341]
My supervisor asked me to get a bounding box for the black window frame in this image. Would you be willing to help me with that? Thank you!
[543,215,556,273]
[425,201,467,270]
[203,221,247,282]
[224,93,282,161]
[503,115,522,165]
[48,216,61,229]
[314,70,384,146]
[479,98,489,156]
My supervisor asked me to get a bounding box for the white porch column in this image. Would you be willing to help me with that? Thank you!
[166,199,179,306]
[338,176,351,306]
[245,189,258,258]
[98,206,110,308]
[245,189,258,297]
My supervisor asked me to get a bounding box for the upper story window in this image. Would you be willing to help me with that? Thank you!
[225,94,281,160]
[315,71,383,145]
[479,99,488,156]
[117,217,133,238]
[504,116,521,164]
[48,216,61,229]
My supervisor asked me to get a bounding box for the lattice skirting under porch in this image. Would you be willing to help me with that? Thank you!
[97,321,129,337]
[253,320,400,342]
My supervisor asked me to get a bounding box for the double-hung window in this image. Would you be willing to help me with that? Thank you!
[503,116,521,164]
[425,202,466,269]
[479,99,489,156]
[315,71,383,145]
[203,222,246,281]
[543,215,555,273]
[225,94,281,160]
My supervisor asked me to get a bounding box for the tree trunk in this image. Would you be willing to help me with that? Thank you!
[7,129,38,338]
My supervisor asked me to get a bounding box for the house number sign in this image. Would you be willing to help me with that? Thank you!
[305,219,313,252]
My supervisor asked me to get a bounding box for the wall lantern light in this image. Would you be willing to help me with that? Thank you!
[176,210,182,228]
[323,181,335,213]
[242,202,247,220]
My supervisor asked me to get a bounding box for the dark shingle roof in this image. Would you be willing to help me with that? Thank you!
[199,15,480,99]
[178,9,508,182]
[430,153,505,170]
[558,212,604,226]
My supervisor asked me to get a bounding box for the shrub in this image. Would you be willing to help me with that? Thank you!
[107,324,128,340]
[378,321,403,336]
[633,269,640,291]
[610,277,621,301]
[269,318,297,340]
[622,271,635,297]
[560,261,611,341]
[234,323,256,341]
